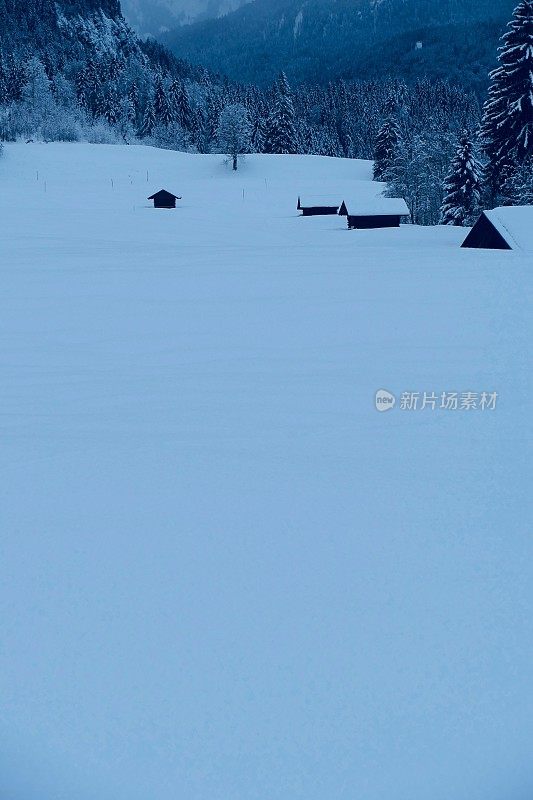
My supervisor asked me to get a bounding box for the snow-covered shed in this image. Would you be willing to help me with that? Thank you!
[461,206,533,251]
[297,196,341,216]
[148,189,182,209]
[338,197,410,229]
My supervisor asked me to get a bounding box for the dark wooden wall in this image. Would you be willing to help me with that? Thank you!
[347,214,401,229]
[301,206,340,216]
[461,215,511,250]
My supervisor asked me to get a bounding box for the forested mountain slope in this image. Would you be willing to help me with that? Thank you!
[121,0,251,36]
[0,0,195,77]
[163,0,517,87]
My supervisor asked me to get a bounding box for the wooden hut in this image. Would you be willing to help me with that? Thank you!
[148,189,182,209]
[338,197,410,229]
[461,207,533,251]
[297,196,341,216]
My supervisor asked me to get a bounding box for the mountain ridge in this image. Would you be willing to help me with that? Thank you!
[161,0,517,87]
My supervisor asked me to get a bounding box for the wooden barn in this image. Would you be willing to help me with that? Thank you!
[338,197,410,229]
[461,206,533,251]
[148,189,182,209]
[297,196,341,216]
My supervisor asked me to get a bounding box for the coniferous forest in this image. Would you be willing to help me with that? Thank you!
[0,0,531,224]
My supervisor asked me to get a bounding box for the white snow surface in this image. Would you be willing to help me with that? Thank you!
[340,196,411,216]
[0,143,532,800]
[484,205,533,251]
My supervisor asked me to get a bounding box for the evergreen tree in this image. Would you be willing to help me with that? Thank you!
[84,58,100,116]
[154,76,173,127]
[127,81,139,127]
[140,94,156,138]
[251,115,266,153]
[75,69,89,110]
[439,133,483,226]
[6,54,26,102]
[102,86,120,126]
[503,156,533,203]
[169,78,193,131]
[373,116,402,180]
[264,72,298,155]
[481,0,533,199]
[94,88,108,120]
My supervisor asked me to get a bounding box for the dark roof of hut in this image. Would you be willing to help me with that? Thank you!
[148,189,182,200]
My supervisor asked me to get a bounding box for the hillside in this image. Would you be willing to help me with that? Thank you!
[162,0,517,87]
[121,0,252,36]
[0,0,199,80]
[1,141,531,800]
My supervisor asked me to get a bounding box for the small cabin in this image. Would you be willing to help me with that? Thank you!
[339,197,410,229]
[148,189,181,209]
[297,196,341,216]
[461,206,533,251]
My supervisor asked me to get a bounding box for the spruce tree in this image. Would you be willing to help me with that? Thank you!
[169,79,193,131]
[439,133,483,226]
[264,72,298,155]
[504,157,533,203]
[481,0,533,199]
[75,69,89,110]
[127,81,139,127]
[251,115,266,153]
[102,86,120,126]
[140,95,156,138]
[373,116,402,180]
[154,76,173,127]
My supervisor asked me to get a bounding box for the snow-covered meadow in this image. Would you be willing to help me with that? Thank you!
[1,143,532,800]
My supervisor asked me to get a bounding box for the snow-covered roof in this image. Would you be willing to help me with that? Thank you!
[298,196,342,208]
[340,197,410,216]
[484,206,533,251]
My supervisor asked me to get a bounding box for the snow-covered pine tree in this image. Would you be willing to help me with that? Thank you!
[127,81,139,127]
[169,79,193,131]
[503,157,533,202]
[251,114,266,153]
[83,58,100,117]
[102,86,120,126]
[153,76,173,127]
[373,116,402,180]
[481,0,533,200]
[264,72,298,155]
[75,68,89,110]
[439,133,483,225]
[140,94,156,138]
[94,87,107,120]
[5,54,26,103]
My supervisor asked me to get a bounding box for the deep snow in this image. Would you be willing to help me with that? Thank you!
[0,143,532,800]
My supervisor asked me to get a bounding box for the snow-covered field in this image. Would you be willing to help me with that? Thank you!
[1,143,532,800]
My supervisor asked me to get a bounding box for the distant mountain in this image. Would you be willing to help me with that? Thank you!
[161,0,517,88]
[121,0,251,36]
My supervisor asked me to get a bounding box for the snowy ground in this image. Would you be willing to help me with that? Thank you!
[0,143,532,800]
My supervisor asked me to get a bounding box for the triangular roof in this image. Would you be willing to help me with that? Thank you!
[148,189,181,200]
[482,206,533,251]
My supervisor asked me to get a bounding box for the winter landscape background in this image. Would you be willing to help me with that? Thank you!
[0,1,532,800]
